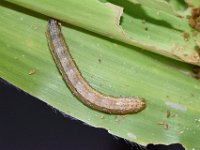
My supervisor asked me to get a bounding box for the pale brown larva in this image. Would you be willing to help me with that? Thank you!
[46,19,146,114]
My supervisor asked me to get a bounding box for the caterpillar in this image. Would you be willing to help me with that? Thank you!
[46,19,146,114]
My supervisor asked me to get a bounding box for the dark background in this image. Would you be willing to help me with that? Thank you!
[0,78,185,150]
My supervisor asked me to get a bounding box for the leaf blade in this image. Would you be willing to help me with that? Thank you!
[0,2,200,149]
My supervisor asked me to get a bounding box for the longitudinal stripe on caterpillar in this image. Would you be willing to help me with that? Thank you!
[46,19,146,114]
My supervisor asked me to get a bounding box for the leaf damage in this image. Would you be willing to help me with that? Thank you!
[104,2,125,36]
[100,0,200,65]
[188,7,200,31]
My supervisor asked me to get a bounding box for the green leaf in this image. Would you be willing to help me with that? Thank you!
[167,0,187,12]
[185,0,200,7]
[1,1,200,149]
[5,0,200,66]
[129,0,178,16]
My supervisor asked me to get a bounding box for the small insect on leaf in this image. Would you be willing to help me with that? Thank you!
[28,68,36,75]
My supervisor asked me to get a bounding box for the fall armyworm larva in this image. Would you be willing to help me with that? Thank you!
[46,19,146,114]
